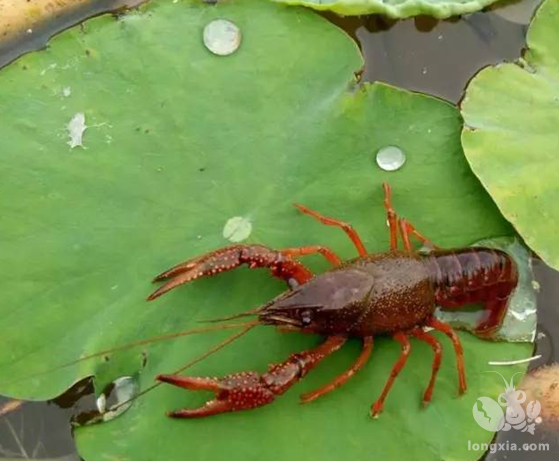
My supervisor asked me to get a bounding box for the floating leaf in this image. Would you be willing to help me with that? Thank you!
[461,0,559,271]
[273,0,499,18]
[0,1,530,460]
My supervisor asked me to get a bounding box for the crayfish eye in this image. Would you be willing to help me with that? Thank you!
[301,310,313,326]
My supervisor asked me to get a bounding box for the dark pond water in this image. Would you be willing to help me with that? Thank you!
[0,0,557,460]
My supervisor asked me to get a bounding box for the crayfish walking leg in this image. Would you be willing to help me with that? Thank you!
[370,320,466,417]
[410,328,442,406]
[427,318,467,394]
[294,203,368,256]
[300,337,374,403]
[370,332,411,417]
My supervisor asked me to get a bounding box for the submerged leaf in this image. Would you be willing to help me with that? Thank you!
[461,0,559,271]
[0,1,531,461]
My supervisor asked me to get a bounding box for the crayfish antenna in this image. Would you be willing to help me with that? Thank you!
[5,321,259,386]
[105,322,258,414]
[198,308,264,323]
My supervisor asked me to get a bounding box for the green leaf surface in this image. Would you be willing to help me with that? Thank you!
[0,0,530,460]
[272,0,499,18]
[461,0,559,271]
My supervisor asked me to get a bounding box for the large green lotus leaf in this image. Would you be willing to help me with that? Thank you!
[273,0,498,18]
[0,0,531,460]
[461,0,559,271]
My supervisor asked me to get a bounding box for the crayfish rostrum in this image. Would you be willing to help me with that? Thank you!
[148,183,518,418]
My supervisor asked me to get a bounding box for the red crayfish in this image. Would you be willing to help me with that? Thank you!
[147,183,518,418]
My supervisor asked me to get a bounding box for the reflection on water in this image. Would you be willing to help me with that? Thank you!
[0,379,93,460]
[0,0,555,459]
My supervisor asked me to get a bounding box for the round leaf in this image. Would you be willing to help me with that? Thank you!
[461,0,559,271]
[0,1,530,460]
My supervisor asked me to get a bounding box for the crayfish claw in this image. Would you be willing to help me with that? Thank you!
[156,374,222,392]
[148,244,314,301]
[151,254,209,282]
[148,248,242,300]
[147,253,226,300]
[166,399,234,419]
[152,264,192,282]
[147,276,191,301]
[157,371,276,418]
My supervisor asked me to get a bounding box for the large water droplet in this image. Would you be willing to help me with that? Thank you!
[223,216,252,242]
[74,376,139,427]
[376,146,406,171]
[94,376,139,424]
[203,19,242,56]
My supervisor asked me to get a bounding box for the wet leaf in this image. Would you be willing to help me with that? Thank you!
[0,1,531,460]
[461,0,559,271]
[273,0,499,18]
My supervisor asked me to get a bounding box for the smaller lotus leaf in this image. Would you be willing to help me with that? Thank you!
[461,0,559,271]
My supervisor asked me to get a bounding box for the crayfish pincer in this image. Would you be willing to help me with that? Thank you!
[148,183,518,418]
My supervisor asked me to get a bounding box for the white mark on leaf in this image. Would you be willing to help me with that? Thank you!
[40,63,57,76]
[67,113,87,149]
[62,87,71,97]
[223,216,252,243]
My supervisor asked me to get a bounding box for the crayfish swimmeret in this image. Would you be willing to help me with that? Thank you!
[148,183,518,418]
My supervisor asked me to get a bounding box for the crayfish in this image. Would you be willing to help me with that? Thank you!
[147,183,518,418]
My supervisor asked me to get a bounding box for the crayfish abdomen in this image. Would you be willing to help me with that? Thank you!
[423,247,518,335]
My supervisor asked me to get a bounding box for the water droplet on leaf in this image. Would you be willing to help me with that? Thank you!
[376,146,406,171]
[91,376,139,424]
[223,216,252,242]
[203,19,241,56]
